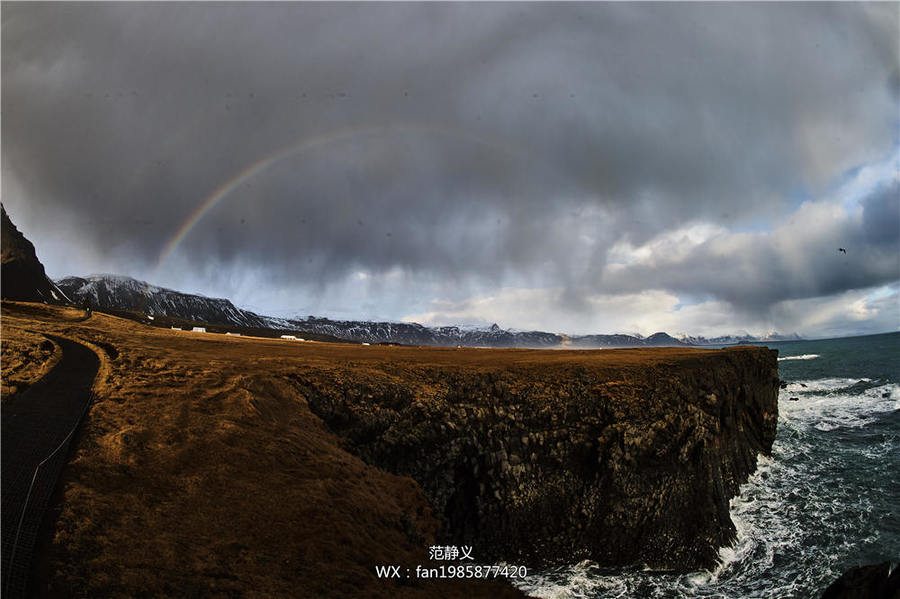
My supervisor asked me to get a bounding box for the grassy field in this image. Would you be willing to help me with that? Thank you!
[1,326,59,400]
[3,302,526,598]
[1,301,761,598]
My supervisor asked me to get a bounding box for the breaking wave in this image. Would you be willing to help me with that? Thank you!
[516,375,899,598]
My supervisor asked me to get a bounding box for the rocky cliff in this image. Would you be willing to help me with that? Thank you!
[1,205,69,304]
[293,346,779,570]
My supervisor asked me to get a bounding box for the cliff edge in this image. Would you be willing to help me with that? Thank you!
[1,205,69,304]
[2,305,778,595]
[296,346,779,570]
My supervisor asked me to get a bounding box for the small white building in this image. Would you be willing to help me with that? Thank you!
[192,327,206,333]
[280,335,298,340]
[361,342,371,346]
[225,332,241,336]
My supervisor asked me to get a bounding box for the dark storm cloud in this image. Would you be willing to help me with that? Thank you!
[2,2,898,317]
[862,180,900,246]
[598,180,900,314]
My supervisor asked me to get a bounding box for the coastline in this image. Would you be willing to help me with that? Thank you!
[2,301,779,596]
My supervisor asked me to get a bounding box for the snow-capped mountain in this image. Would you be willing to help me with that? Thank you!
[52,274,696,348]
[57,274,803,348]
[755,331,804,342]
[56,275,268,329]
[252,318,691,348]
[677,331,804,345]
[289,319,567,347]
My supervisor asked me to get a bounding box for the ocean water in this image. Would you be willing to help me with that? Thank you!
[517,332,900,599]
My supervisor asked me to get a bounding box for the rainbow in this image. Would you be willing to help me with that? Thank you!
[154,123,529,276]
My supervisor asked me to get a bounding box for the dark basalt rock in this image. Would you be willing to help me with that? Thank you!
[1,205,67,304]
[295,347,779,571]
[820,562,900,599]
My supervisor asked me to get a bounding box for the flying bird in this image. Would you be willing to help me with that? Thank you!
[838,248,847,254]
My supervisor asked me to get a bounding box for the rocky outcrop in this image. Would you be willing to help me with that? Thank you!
[820,562,900,599]
[1,205,69,304]
[293,346,779,570]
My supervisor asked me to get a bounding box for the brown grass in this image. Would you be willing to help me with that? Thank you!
[1,319,60,399]
[1,301,759,598]
[3,302,529,598]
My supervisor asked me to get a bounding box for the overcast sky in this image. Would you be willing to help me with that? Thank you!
[3,2,898,338]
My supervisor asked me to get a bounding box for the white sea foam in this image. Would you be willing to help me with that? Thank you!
[517,374,899,599]
[782,377,870,393]
[779,381,898,431]
[517,560,614,599]
[777,354,820,361]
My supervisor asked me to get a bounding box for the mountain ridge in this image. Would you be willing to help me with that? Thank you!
[54,273,802,348]
[56,274,268,329]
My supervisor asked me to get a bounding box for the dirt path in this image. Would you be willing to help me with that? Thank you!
[2,335,99,599]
